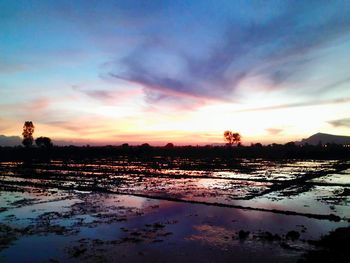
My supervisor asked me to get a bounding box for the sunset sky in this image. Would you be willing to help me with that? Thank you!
[1,0,350,145]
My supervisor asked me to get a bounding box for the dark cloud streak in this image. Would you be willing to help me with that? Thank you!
[328,118,350,128]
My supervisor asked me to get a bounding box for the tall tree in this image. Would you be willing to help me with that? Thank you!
[223,130,241,146]
[22,121,35,147]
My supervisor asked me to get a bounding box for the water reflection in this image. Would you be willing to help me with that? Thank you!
[1,158,349,219]
[1,188,348,262]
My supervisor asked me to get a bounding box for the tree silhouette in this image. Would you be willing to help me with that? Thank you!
[164,143,174,148]
[223,130,241,146]
[35,137,53,148]
[22,121,35,147]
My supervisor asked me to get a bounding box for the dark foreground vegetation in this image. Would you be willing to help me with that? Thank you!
[298,226,350,263]
[0,143,349,161]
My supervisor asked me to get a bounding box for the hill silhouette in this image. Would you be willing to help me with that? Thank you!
[0,135,78,147]
[0,135,21,146]
[299,133,350,145]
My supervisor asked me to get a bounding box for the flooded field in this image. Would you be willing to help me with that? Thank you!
[0,157,349,262]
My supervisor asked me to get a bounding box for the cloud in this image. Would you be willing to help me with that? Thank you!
[81,89,114,101]
[236,97,350,113]
[266,128,283,135]
[106,1,350,104]
[0,59,27,74]
[25,98,51,112]
[72,85,115,101]
[44,118,120,137]
[328,118,350,128]
[317,76,350,94]
[0,97,52,115]
[72,85,144,105]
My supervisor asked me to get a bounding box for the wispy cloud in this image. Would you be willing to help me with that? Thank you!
[72,85,143,105]
[266,128,283,135]
[236,97,350,113]
[0,97,52,114]
[0,59,27,74]
[44,119,118,137]
[25,98,51,112]
[317,76,350,94]
[328,118,350,128]
[73,86,114,101]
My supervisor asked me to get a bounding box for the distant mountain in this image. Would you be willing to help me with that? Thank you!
[0,135,84,147]
[0,135,22,146]
[210,143,226,146]
[299,132,350,145]
[51,139,91,146]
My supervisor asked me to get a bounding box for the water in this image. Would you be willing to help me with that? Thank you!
[0,158,349,262]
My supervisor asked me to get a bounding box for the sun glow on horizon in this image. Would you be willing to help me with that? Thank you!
[1,1,350,146]
[2,92,349,146]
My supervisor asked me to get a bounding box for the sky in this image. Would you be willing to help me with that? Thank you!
[1,0,350,145]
